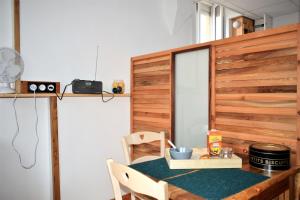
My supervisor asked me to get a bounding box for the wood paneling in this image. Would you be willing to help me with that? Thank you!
[210,46,216,129]
[131,24,300,199]
[131,53,172,158]
[214,26,299,166]
[0,93,129,98]
[296,25,300,165]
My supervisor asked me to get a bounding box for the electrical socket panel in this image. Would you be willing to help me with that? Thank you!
[15,81,60,93]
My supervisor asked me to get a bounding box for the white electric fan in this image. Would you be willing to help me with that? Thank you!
[0,47,24,93]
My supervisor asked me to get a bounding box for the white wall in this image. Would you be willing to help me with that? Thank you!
[0,0,13,47]
[0,0,194,200]
[0,98,52,200]
[273,11,300,27]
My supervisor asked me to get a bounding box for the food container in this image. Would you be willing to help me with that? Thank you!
[112,80,125,94]
[207,129,222,156]
[249,143,290,171]
[219,147,233,159]
[169,147,193,160]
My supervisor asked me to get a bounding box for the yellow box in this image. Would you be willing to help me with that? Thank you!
[208,131,222,156]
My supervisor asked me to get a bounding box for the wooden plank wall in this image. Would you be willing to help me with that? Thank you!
[131,24,300,165]
[131,53,172,159]
[212,27,299,164]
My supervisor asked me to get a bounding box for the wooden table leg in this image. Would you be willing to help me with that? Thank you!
[50,97,60,200]
[289,173,295,200]
[295,172,300,200]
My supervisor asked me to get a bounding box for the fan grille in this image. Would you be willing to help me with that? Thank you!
[0,47,24,83]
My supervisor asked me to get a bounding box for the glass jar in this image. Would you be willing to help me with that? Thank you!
[112,80,125,94]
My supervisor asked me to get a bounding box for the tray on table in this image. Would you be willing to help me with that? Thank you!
[165,148,242,169]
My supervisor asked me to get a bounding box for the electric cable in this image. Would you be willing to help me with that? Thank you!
[55,82,72,100]
[12,90,39,169]
[56,81,114,102]
[101,90,114,103]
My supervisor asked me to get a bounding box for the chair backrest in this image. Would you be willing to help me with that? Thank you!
[122,131,165,164]
[106,159,168,200]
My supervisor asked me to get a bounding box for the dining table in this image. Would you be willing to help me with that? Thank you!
[129,155,300,200]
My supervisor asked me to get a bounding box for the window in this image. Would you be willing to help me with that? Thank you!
[195,1,241,43]
[196,2,212,43]
[214,5,223,40]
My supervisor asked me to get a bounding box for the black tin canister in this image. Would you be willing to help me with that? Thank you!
[249,143,290,171]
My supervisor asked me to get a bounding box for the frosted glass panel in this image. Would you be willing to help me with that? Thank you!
[175,48,209,148]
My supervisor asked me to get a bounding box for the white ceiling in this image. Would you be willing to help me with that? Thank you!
[210,0,300,19]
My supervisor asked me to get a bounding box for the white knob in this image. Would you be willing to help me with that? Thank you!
[29,84,37,91]
[39,84,46,91]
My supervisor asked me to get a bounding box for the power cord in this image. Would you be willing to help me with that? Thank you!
[55,82,73,100]
[11,81,113,169]
[12,90,39,169]
[56,81,115,103]
[101,90,114,102]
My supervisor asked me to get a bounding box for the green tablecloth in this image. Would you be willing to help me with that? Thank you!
[130,158,269,200]
[130,158,193,180]
[167,168,268,200]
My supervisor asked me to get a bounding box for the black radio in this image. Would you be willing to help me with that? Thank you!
[72,79,102,94]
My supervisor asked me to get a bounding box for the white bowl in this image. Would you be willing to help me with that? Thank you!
[169,147,193,160]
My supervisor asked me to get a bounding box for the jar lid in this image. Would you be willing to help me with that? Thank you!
[250,143,290,154]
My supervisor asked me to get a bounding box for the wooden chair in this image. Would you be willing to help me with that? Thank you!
[106,159,168,200]
[122,131,165,165]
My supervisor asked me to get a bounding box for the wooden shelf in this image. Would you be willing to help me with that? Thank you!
[0,93,130,98]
